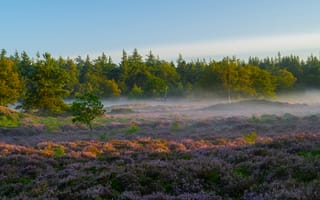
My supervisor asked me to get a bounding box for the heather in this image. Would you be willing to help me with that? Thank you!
[0,134,320,199]
[1,101,320,199]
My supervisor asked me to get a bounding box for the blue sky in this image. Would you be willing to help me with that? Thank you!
[1,0,320,62]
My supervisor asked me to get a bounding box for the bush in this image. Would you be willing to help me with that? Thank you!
[127,124,139,134]
[71,93,105,131]
[243,132,258,144]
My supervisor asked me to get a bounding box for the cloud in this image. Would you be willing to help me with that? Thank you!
[101,33,320,62]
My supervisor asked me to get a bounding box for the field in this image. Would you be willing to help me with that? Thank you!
[1,99,320,199]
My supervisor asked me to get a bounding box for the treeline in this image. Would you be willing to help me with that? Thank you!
[1,48,320,113]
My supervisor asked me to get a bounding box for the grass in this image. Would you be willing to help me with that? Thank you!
[0,115,20,128]
[126,124,139,135]
[38,116,72,131]
[94,116,131,125]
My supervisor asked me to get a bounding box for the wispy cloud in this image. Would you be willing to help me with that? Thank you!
[99,33,320,62]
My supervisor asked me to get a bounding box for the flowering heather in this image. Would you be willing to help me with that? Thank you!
[1,102,320,199]
[0,133,319,199]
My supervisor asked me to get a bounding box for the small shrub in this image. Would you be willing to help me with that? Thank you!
[171,121,180,132]
[243,132,258,144]
[53,145,65,157]
[203,169,221,184]
[127,124,139,134]
[178,153,193,160]
[233,166,250,178]
[128,84,144,99]
[99,133,109,141]
[163,182,173,193]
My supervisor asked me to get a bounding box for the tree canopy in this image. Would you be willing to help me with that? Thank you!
[4,48,320,112]
[0,50,21,106]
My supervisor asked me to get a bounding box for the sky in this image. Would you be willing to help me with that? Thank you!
[1,0,320,62]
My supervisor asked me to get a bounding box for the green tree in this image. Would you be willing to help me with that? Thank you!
[78,54,121,98]
[143,75,167,97]
[0,51,21,106]
[71,93,105,131]
[198,61,223,93]
[156,61,180,88]
[218,58,240,102]
[246,64,276,98]
[22,53,69,114]
[273,69,296,91]
[128,84,144,99]
[58,57,80,97]
[118,50,129,94]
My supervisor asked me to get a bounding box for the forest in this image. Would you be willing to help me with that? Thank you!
[2,48,320,113]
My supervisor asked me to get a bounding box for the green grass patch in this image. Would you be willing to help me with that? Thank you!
[297,149,320,158]
[93,116,131,125]
[53,145,65,157]
[7,177,32,185]
[126,124,139,135]
[178,153,193,160]
[39,116,72,131]
[243,132,258,144]
[0,115,20,128]
[233,166,250,178]
[99,133,110,141]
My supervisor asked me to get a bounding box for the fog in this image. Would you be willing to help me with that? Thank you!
[98,90,320,119]
[8,90,320,118]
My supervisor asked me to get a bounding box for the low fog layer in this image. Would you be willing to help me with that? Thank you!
[103,90,320,118]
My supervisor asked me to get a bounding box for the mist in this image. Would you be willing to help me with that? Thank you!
[96,89,320,120]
